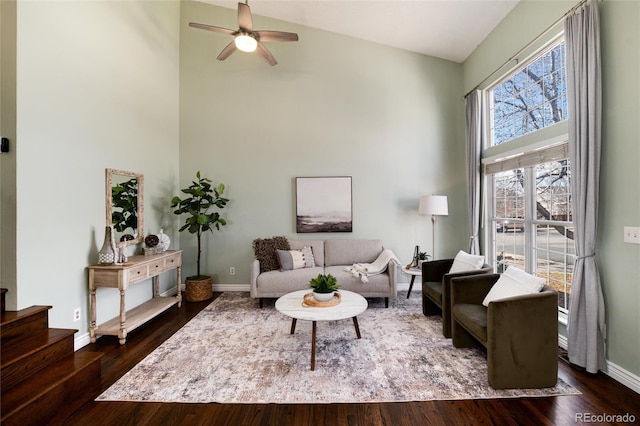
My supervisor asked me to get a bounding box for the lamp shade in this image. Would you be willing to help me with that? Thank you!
[419,195,449,216]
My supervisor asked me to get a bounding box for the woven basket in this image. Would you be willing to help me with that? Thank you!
[185,276,213,302]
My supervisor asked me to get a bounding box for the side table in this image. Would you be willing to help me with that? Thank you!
[402,266,422,298]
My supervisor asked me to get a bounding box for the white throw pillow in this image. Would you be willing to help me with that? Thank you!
[449,250,485,274]
[482,266,546,306]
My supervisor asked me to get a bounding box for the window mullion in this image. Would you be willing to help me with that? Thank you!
[524,167,536,273]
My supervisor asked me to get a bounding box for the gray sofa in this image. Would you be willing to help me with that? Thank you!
[250,239,399,307]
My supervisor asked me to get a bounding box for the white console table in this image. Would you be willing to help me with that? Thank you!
[88,250,182,345]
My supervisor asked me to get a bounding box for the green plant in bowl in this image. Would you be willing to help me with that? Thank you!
[309,274,340,301]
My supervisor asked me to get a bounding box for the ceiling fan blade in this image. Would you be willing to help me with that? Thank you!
[254,31,299,43]
[238,2,253,33]
[217,41,238,61]
[256,42,277,66]
[189,22,236,36]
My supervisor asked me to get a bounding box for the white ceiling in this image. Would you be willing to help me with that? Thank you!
[197,0,520,63]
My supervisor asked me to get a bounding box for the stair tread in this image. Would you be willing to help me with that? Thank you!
[1,327,77,367]
[0,305,51,327]
[1,351,103,419]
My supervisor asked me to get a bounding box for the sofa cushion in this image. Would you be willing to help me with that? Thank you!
[256,267,323,294]
[324,239,383,267]
[482,266,545,306]
[453,303,488,344]
[325,266,391,294]
[449,250,485,274]
[423,281,443,304]
[252,236,290,273]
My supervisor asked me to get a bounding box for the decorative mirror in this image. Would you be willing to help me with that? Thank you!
[106,168,144,247]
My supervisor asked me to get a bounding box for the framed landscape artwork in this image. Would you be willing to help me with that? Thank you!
[296,176,352,233]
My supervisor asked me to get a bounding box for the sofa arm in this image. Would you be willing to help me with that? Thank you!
[388,257,400,296]
[422,259,454,283]
[450,273,500,306]
[250,259,260,298]
[487,289,559,388]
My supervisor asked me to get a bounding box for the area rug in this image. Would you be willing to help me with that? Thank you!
[97,291,579,404]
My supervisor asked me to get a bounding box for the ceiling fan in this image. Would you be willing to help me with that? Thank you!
[189,1,299,66]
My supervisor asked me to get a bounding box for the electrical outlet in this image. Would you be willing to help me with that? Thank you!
[230,267,236,275]
[623,227,640,244]
[73,308,81,322]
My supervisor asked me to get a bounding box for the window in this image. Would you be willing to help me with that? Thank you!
[483,37,574,315]
[490,40,567,146]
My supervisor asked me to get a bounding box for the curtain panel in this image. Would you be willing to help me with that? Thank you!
[565,0,606,374]
[465,90,482,255]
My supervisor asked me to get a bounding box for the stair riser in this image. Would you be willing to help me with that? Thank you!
[1,334,74,392]
[1,356,102,426]
[1,310,49,342]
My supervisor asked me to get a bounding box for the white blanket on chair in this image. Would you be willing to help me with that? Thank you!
[345,249,399,283]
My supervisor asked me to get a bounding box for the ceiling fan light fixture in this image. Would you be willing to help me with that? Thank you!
[235,34,257,52]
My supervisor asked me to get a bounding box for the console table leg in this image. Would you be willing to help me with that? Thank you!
[311,321,317,371]
[176,265,182,308]
[89,286,97,343]
[119,289,127,345]
[352,316,361,339]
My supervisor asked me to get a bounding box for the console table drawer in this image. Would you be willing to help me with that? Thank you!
[148,258,166,275]
[165,252,182,269]
[129,264,150,283]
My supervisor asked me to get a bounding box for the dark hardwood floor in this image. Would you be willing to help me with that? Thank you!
[55,293,639,426]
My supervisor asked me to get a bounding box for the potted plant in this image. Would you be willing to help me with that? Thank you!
[171,171,229,302]
[418,251,430,267]
[309,273,340,302]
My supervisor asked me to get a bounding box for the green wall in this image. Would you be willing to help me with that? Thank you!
[178,1,467,285]
[464,0,640,381]
[10,0,181,333]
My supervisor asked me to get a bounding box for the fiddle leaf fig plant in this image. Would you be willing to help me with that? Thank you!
[309,273,340,294]
[171,171,229,279]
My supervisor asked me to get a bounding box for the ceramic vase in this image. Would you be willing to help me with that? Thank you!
[98,225,117,265]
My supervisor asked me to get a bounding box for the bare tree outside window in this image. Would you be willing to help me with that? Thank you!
[491,41,567,145]
[488,40,574,312]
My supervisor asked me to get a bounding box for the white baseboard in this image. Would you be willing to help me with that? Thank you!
[75,282,639,395]
[212,283,250,292]
[558,332,639,394]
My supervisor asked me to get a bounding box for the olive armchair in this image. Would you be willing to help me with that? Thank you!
[422,259,493,338]
[450,273,558,389]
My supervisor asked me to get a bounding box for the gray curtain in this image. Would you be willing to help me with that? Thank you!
[565,0,606,374]
[465,90,482,255]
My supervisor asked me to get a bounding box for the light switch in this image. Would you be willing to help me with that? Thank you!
[623,227,640,244]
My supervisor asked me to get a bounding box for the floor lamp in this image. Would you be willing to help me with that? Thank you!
[419,195,449,259]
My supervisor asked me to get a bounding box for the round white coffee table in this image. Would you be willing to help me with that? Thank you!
[275,289,368,370]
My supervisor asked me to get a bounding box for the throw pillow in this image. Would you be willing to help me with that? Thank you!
[482,266,546,306]
[276,249,306,271]
[252,236,290,273]
[449,250,485,273]
[299,246,316,268]
[276,247,316,271]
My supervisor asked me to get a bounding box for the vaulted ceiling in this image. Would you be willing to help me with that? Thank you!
[198,0,520,63]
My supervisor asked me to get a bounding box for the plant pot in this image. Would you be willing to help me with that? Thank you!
[185,276,213,302]
[313,291,335,302]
